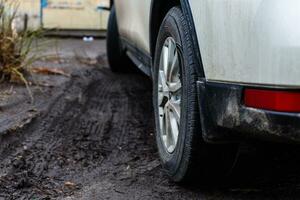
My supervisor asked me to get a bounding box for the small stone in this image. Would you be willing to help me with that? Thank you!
[64,181,76,188]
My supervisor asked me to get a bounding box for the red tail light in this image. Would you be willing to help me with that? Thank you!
[244,89,300,113]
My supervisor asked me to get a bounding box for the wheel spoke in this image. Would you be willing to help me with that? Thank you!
[162,45,169,75]
[168,111,179,147]
[168,99,181,123]
[168,52,179,81]
[168,79,182,93]
[167,39,176,71]
[158,107,164,133]
[164,102,179,153]
[159,70,168,91]
[164,106,171,146]
[158,86,164,106]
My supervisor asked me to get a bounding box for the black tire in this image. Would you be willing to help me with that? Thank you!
[153,7,238,183]
[106,6,134,73]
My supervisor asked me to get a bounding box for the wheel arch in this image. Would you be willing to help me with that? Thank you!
[149,0,205,78]
[149,0,180,59]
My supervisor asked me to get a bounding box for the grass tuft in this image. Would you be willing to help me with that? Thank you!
[0,0,43,102]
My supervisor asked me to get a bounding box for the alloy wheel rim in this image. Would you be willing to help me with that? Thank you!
[158,37,182,154]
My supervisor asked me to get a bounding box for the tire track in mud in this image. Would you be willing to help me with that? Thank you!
[0,66,158,199]
[2,64,300,200]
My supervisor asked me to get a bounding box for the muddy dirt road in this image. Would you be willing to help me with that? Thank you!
[1,39,300,199]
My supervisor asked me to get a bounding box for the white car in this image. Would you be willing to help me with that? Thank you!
[106,0,300,183]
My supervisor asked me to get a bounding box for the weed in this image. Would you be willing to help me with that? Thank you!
[0,0,43,101]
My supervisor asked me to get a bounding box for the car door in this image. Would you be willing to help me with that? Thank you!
[114,0,152,54]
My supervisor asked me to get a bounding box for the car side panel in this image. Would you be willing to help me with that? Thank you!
[189,0,300,87]
[114,0,152,53]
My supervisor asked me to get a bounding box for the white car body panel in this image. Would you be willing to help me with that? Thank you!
[114,0,300,87]
[114,0,151,53]
[190,0,300,87]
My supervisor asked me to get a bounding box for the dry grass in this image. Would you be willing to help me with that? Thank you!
[0,0,43,101]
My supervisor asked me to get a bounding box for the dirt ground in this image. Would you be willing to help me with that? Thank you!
[1,39,300,200]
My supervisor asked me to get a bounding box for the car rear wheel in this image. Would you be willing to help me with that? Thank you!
[106,6,134,73]
[153,7,238,183]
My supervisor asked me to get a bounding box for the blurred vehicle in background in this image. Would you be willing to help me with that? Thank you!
[107,0,300,183]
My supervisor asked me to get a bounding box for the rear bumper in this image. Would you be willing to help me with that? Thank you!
[197,81,300,143]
